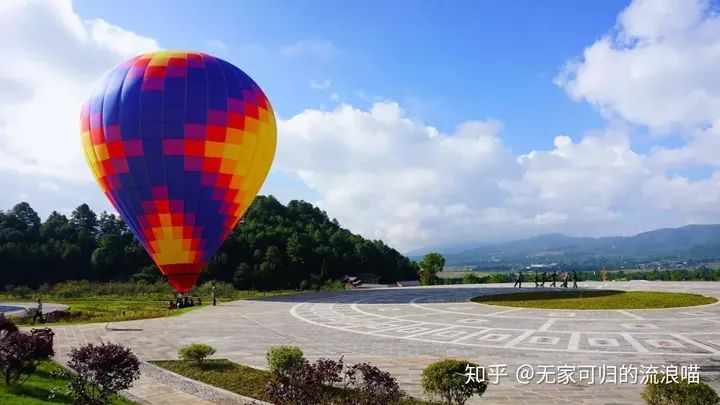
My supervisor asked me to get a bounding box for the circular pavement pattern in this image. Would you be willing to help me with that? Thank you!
[291,284,720,356]
[48,282,720,404]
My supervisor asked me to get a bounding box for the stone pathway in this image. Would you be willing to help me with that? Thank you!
[47,281,720,404]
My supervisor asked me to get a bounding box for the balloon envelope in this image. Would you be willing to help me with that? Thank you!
[80,51,276,292]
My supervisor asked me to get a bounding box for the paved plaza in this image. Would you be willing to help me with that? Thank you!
[50,281,720,404]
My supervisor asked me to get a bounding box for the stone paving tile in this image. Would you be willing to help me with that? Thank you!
[45,282,720,404]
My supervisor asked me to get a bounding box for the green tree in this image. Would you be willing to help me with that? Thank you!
[41,211,76,241]
[7,202,41,242]
[70,204,98,237]
[91,234,128,279]
[418,253,445,285]
[97,211,128,237]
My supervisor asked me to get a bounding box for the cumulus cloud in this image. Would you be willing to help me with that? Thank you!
[0,0,158,214]
[556,0,720,130]
[274,103,699,250]
[0,0,159,179]
[276,103,519,249]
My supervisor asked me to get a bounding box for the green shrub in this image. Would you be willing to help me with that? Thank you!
[421,359,487,405]
[462,273,481,284]
[642,375,719,405]
[266,345,305,377]
[298,280,311,291]
[178,343,216,365]
[322,279,345,291]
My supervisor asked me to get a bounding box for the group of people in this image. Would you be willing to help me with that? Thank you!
[513,270,579,289]
[166,284,218,310]
[168,294,200,309]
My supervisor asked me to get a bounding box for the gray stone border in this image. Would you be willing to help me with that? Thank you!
[141,361,272,405]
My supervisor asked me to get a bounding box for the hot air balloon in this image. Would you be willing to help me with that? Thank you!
[80,51,276,292]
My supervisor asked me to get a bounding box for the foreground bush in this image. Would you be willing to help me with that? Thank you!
[0,316,54,386]
[266,357,343,404]
[265,355,405,405]
[345,362,405,404]
[179,343,216,365]
[642,375,720,405]
[267,345,306,377]
[421,359,487,405]
[66,342,140,405]
[0,313,18,339]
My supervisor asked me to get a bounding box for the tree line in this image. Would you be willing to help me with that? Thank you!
[0,196,418,291]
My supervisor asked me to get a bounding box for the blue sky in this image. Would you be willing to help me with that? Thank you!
[2,0,720,251]
[75,0,624,152]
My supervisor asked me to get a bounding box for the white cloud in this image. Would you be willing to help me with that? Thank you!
[275,99,720,250]
[0,0,159,179]
[281,39,339,60]
[0,0,158,215]
[276,102,519,249]
[556,0,720,130]
[650,120,720,168]
[642,173,720,222]
[274,102,685,250]
[310,78,332,90]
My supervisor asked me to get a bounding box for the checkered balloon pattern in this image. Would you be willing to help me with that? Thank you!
[80,51,277,292]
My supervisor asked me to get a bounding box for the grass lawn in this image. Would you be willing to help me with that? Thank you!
[151,359,433,404]
[471,290,718,310]
[8,299,200,326]
[0,360,135,404]
[1,282,297,326]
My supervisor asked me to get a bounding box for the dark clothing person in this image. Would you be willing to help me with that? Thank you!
[534,272,540,287]
[540,272,547,287]
[32,299,44,324]
[211,285,217,306]
[514,272,523,288]
[572,271,579,288]
[551,272,557,287]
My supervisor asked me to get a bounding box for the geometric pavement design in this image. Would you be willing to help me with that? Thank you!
[291,286,720,356]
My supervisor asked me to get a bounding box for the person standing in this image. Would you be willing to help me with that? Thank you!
[551,271,557,287]
[32,298,44,324]
[514,271,523,288]
[572,270,579,288]
[534,271,540,287]
[211,283,217,306]
[540,272,547,287]
[561,272,568,288]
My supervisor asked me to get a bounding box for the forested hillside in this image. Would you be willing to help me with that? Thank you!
[0,196,417,290]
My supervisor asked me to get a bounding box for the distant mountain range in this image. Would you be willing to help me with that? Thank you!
[420,225,720,268]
